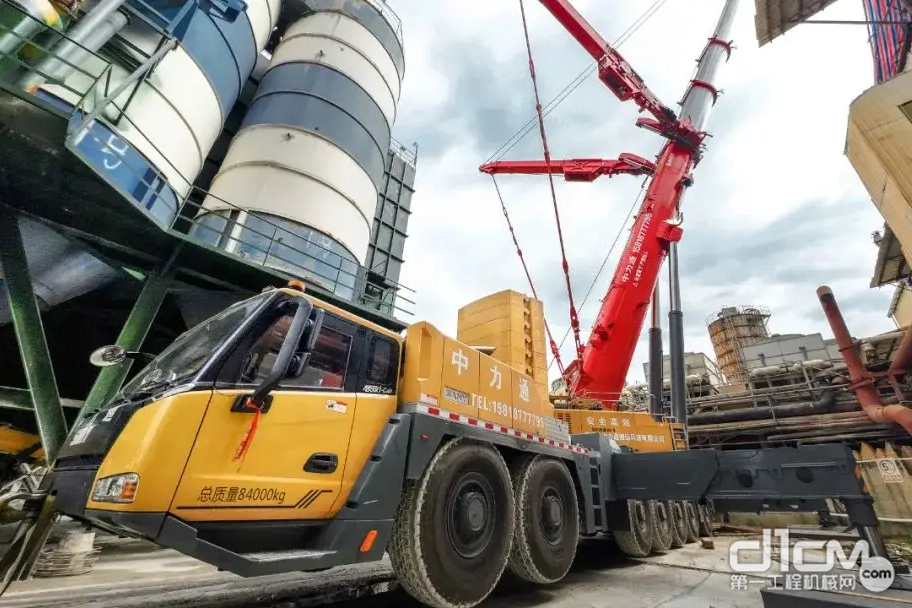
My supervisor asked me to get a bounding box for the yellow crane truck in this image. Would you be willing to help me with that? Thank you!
[0,283,890,608]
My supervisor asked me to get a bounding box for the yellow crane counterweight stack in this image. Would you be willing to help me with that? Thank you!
[456,290,548,399]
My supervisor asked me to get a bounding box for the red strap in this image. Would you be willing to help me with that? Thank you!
[518,0,584,362]
[232,397,262,463]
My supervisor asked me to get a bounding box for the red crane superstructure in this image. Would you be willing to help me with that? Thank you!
[480,0,738,408]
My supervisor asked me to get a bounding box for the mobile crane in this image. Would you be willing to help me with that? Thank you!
[0,281,894,608]
[0,2,904,608]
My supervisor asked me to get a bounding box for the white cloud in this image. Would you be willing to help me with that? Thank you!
[391,0,894,388]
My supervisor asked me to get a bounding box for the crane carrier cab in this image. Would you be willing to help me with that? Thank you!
[0,283,898,608]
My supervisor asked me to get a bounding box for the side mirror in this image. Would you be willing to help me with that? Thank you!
[89,345,126,367]
[289,308,325,378]
[248,297,313,407]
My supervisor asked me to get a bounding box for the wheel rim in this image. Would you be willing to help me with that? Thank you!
[446,472,496,559]
[539,481,566,545]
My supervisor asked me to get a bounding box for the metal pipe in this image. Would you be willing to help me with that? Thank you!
[0,0,56,57]
[648,283,663,418]
[21,0,129,92]
[688,400,836,424]
[889,326,912,374]
[679,0,740,132]
[668,243,686,426]
[817,285,912,437]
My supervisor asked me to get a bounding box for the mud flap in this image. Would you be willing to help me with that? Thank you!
[0,494,56,595]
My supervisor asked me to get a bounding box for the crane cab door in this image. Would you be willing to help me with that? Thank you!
[170,309,365,522]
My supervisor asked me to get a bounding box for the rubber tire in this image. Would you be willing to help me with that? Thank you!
[507,455,580,584]
[614,499,655,558]
[684,502,700,543]
[697,501,714,537]
[388,438,515,608]
[650,500,674,553]
[669,501,687,548]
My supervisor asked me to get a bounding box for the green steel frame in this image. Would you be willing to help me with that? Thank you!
[80,245,182,415]
[0,205,67,462]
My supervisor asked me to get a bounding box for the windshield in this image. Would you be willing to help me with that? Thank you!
[115,292,274,402]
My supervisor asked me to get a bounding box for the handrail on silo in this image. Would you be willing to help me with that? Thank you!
[0,0,417,320]
[65,78,418,318]
[363,0,404,45]
[390,136,417,167]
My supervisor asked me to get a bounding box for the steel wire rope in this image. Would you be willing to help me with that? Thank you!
[547,177,649,372]
[484,0,670,166]
[517,0,585,362]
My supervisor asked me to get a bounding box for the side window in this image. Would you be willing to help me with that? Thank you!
[285,325,353,390]
[239,314,292,384]
[362,334,399,394]
[237,311,354,391]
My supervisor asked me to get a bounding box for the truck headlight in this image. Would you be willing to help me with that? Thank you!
[92,473,139,503]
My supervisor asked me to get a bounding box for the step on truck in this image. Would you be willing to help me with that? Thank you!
[0,284,903,608]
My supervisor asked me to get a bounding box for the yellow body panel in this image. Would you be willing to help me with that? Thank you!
[0,426,44,460]
[401,321,550,436]
[475,353,513,428]
[87,392,211,512]
[441,337,481,418]
[171,388,357,521]
[554,409,682,452]
[399,322,444,406]
[330,394,398,512]
[510,369,545,434]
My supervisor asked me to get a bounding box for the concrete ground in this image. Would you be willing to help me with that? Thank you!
[1,536,771,608]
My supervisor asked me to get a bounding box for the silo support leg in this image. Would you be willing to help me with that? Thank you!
[0,207,67,463]
[80,246,181,416]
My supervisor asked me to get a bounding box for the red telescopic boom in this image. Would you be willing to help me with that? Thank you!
[480,0,739,408]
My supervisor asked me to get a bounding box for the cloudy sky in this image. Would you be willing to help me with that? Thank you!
[389,0,894,385]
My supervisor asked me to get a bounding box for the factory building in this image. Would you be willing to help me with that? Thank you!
[871,225,912,327]
[739,333,842,372]
[837,0,912,324]
[642,352,724,390]
[754,2,912,326]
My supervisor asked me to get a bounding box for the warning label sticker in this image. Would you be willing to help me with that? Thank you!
[877,459,904,484]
